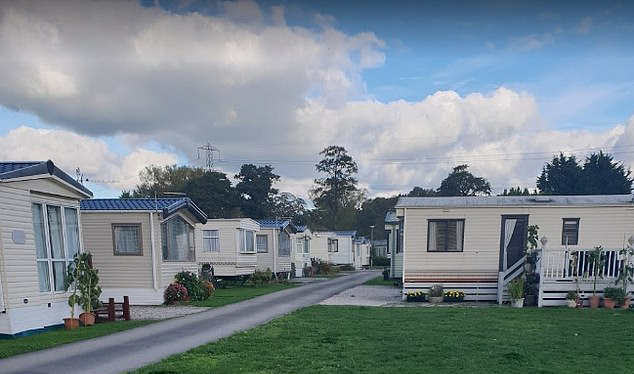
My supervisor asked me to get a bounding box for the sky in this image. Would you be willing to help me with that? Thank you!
[0,0,633,200]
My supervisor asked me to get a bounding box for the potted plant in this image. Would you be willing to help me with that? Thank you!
[603,287,625,309]
[428,284,444,303]
[616,242,634,309]
[565,291,578,308]
[587,246,606,308]
[508,277,525,308]
[406,291,426,302]
[77,252,101,326]
[443,290,465,302]
[63,256,81,329]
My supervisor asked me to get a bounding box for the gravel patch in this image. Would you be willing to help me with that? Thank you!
[130,305,210,320]
[319,285,401,306]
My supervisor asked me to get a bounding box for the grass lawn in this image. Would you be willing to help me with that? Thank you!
[134,306,634,374]
[190,282,297,308]
[363,276,397,286]
[0,320,153,359]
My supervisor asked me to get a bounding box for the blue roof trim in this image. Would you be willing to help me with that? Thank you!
[0,160,93,197]
[334,230,356,237]
[81,198,207,224]
[256,219,298,233]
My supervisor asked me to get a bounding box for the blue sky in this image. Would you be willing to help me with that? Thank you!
[0,0,633,198]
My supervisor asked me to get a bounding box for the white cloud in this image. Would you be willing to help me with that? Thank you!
[0,126,179,190]
[576,17,593,34]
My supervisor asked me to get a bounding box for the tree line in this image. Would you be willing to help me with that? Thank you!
[122,146,632,241]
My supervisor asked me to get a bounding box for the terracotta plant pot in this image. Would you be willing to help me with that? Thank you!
[622,297,631,310]
[64,317,80,330]
[589,295,601,309]
[429,296,443,304]
[79,312,96,326]
[565,299,577,308]
[604,298,616,309]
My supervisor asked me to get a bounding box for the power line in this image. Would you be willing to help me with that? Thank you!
[197,142,220,172]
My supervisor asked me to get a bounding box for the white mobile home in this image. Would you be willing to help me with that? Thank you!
[0,161,92,335]
[196,218,259,277]
[396,195,634,305]
[291,225,312,277]
[385,210,403,280]
[312,231,356,266]
[255,220,296,277]
[354,237,370,269]
[81,198,207,305]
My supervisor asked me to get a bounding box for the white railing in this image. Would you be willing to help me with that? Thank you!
[497,255,526,304]
[541,248,626,282]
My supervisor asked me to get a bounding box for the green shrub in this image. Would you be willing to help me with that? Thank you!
[373,256,390,266]
[566,290,578,300]
[201,280,215,299]
[604,287,626,304]
[316,260,339,275]
[250,269,272,287]
[164,283,189,304]
[339,264,355,271]
[175,271,207,301]
[508,278,525,300]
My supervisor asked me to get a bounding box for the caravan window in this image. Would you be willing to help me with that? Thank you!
[562,218,580,246]
[113,224,143,255]
[256,234,268,253]
[278,231,290,256]
[239,229,256,253]
[161,216,195,262]
[427,219,464,252]
[202,230,220,252]
[328,238,339,252]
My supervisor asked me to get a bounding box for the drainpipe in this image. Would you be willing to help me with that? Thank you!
[272,227,278,279]
[149,211,158,290]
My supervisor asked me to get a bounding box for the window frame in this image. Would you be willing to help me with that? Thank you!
[561,218,580,246]
[278,231,291,257]
[112,223,143,256]
[256,234,268,253]
[202,229,221,252]
[32,202,82,294]
[238,229,256,253]
[426,219,465,253]
[161,215,195,262]
[328,238,339,253]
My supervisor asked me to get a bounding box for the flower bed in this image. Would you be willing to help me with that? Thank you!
[406,291,426,302]
[443,290,465,302]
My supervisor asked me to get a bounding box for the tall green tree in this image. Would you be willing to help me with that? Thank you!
[438,165,491,196]
[271,193,307,225]
[407,186,438,197]
[501,187,531,196]
[182,171,241,218]
[581,151,632,194]
[355,196,399,240]
[130,165,206,198]
[311,145,360,229]
[537,153,584,195]
[235,164,280,218]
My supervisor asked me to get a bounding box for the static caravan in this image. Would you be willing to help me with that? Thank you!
[0,161,92,335]
[385,210,403,280]
[396,195,634,305]
[312,231,356,266]
[80,198,207,305]
[290,225,312,277]
[372,240,388,258]
[255,220,297,277]
[195,218,259,277]
[354,237,370,269]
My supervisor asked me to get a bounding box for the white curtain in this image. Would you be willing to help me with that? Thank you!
[115,226,141,254]
[503,219,517,269]
[428,222,437,251]
[64,208,80,258]
[455,221,464,252]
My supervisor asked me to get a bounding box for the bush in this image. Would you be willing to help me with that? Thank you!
[250,269,272,287]
[201,280,215,299]
[508,278,525,300]
[373,256,390,267]
[315,260,339,275]
[164,283,189,304]
[339,264,355,271]
[566,290,578,300]
[174,271,207,301]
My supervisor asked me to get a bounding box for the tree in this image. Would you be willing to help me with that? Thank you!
[355,196,399,240]
[581,151,632,194]
[235,164,280,219]
[437,165,491,196]
[119,190,132,198]
[311,145,359,229]
[537,153,584,195]
[271,193,307,225]
[501,187,531,196]
[407,186,438,197]
[182,171,240,218]
[130,165,206,198]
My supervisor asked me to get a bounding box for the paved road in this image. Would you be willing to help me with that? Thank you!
[0,271,378,374]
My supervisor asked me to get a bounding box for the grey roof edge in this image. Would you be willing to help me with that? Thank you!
[395,194,634,208]
[0,160,93,198]
[162,197,208,224]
